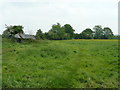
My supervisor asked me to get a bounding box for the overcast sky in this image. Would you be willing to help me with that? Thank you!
[0,0,119,35]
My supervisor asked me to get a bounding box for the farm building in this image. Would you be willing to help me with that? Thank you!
[15,34,36,39]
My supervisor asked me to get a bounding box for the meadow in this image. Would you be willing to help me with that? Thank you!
[2,39,119,88]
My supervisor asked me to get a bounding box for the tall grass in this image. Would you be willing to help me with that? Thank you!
[2,39,118,88]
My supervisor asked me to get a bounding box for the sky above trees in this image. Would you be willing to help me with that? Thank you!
[0,0,119,35]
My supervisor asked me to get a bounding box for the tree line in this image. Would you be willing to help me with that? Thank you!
[2,23,118,40]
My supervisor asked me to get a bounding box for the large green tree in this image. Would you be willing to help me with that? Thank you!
[103,27,114,39]
[48,23,66,40]
[63,24,75,39]
[80,28,94,39]
[36,29,44,39]
[93,25,103,39]
[2,25,24,38]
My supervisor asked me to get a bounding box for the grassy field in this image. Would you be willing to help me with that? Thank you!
[2,39,119,88]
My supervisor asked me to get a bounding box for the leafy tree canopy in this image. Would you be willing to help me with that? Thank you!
[80,28,94,39]
[63,24,75,38]
[36,29,45,39]
[103,27,114,39]
[2,25,24,38]
[93,25,103,39]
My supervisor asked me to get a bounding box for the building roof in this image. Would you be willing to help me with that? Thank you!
[15,34,36,39]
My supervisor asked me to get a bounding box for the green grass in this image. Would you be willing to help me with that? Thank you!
[2,39,119,88]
